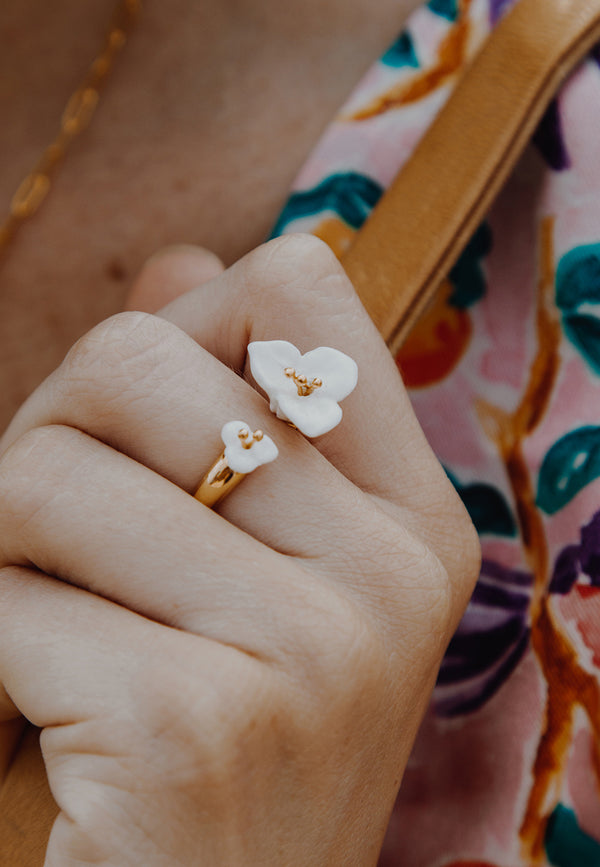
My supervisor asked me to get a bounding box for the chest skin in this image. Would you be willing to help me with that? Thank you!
[0,0,420,434]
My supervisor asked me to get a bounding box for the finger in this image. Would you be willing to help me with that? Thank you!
[0,566,270,734]
[0,567,146,726]
[124,245,225,313]
[0,426,310,658]
[0,425,453,654]
[0,314,369,554]
[157,234,453,510]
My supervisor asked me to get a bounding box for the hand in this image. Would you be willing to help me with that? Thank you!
[0,235,480,866]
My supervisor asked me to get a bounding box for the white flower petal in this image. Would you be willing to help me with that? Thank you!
[277,395,342,438]
[247,341,301,395]
[221,420,279,474]
[300,347,358,401]
[247,339,358,436]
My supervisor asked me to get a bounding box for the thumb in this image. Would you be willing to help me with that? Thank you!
[124,245,226,313]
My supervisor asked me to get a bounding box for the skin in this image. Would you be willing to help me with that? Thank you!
[0,1,480,863]
[0,0,421,429]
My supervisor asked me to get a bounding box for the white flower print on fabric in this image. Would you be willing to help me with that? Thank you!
[247,340,358,437]
[221,420,278,474]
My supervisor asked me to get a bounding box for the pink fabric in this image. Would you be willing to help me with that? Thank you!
[273,1,600,863]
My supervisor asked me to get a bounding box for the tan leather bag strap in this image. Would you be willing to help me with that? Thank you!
[342,0,600,355]
[3,2,600,864]
[0,726,57,865]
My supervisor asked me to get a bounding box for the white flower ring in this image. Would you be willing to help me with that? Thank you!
[221,420,279,474]
[247,340,358,437]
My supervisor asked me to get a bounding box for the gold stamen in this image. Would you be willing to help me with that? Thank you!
[238,428,253,449]
[284,366,324,397]
[238,428,264,449]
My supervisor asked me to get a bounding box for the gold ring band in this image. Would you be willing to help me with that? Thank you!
[194,421,279,509]
[194,452,245,508]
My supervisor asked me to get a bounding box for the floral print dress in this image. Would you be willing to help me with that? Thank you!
[272,1,600,864]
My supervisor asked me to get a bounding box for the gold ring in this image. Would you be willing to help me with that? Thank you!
[194,420,278,508]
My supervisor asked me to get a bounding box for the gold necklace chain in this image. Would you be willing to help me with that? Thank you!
[0,0,141,256]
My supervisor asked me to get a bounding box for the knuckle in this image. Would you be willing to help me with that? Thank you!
[0,565,36,613]
[291,582,390,700]
[246,233,357,310]
[457,513,482,587]
[0,425,87,523]
[0,423,73,484]
[304,601,395,728]
[409,472,482,625]
[436,489,482,608]
[333,605,389,684]
[61,311,177,392]
[139,643,247,727]
[134,647,273,792]
[259,232,339,273]
[406,542,455,654]
[358,518,455,652]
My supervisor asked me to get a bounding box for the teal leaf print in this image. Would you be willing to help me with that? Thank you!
[537,426,600,515]
[545,804,600,866]
[445,468,516,536]
[270,172,383,238]
[563,313,600,374]
[381,32,419,68]
[427,0,459,20]
[556,243,600,373]
[556,244,600,309]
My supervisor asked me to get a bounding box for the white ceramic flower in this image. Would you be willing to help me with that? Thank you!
[247,340,358,437]
[221,420,278,474]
